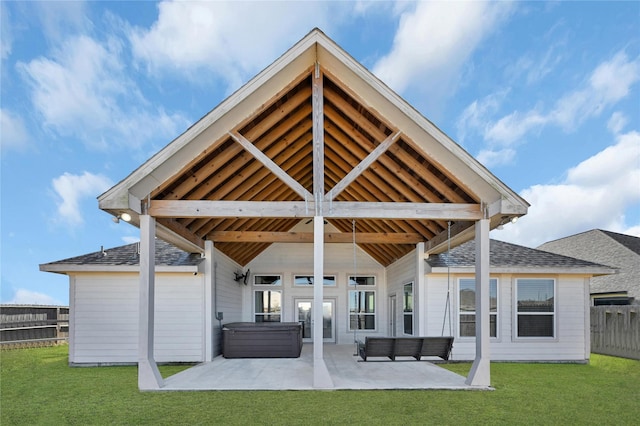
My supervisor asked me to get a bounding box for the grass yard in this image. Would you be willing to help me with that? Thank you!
[1,346,639,425]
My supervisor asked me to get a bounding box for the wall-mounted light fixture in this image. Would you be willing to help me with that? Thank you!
[497,215,519,230]
[112,212,132,224]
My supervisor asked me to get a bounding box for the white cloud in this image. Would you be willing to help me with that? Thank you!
[52,171,113,226]
[476,148,516,168]
[122,236,140,245]
[128,1,336,89]
[482,51,640,145]
[1,2,13,59]
[607,111,628,135]
[8,289,63,306]
[18,34,189,151]
[35,0,88,43]
[0,109,30,152]
[456,90,508,144]
[493,130,640,247]
[373,2,513,107]
[484,109,547,145]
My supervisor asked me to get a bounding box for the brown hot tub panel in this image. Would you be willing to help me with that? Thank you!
[222,322,303,358]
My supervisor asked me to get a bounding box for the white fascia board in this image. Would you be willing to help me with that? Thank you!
[428,266,617,276]
[40,264,199,274]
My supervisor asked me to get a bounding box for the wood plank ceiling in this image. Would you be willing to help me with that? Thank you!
[150,67,479,267]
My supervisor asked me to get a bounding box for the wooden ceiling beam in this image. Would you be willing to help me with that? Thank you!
[324,88,471,204]
[325,129,405,201]
[208,231,424,244]
[325,106,451,231]
[241,85,311,140]
[324,86,390,142]
[150,200,481,220]
[162,93,313,202]
[326,130,401,200]
[312,62,324,215]
[229,131,312,200]
[183,125,312,231]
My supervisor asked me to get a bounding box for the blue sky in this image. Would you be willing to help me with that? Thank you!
[1,1,639,306]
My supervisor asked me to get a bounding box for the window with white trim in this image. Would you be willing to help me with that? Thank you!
[348,275,375,286]
[348,275,376,330]
[458,278,498,338]
[294,275,336,286]
[403,282,414,335]
[254,290,281,322]
[349,290,376,330]
[516,278,555,338]
[253,275,282,286]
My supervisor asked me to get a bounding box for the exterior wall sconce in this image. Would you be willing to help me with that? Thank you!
[112,212,132,223]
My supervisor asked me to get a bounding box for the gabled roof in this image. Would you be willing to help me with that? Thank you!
[539,229,640,257]
[98,28,528,268]
[39,240,202,274]
[427,239,615,275]
[538,229,640,300]
[600,230,640,255]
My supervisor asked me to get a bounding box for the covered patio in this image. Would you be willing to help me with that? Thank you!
[162,344,476,391]
[98,29,528,391]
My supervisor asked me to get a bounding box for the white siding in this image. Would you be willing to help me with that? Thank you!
[211,250,244,356]
[427,272,590,362]
[248,241,385,344]
[70,272,204,364]
[386,249,416,336]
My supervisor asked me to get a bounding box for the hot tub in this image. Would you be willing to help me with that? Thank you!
[222,322,303,358]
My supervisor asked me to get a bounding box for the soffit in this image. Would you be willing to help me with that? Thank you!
[149,69,479,266]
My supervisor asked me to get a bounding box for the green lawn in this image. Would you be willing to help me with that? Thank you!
[1,346,639,425]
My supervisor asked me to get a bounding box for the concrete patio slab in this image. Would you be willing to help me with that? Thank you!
[161,344,487,391]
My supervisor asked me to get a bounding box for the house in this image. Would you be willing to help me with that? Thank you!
[43,28,539,390]
[538,230,640,305]
[41,238,614,367]
[425,239,613,361]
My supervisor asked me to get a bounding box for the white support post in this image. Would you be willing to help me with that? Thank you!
[415,242,426,335]
[204,240,214,361]
[138,214,164,390]
[466,218,491,387]
[313,216,333,388]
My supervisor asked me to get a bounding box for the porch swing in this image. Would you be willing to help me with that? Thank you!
[356,220,454,362]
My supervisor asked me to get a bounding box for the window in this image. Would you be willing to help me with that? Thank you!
[516,278,555,338]
[349,290,376,330]
[254,290,281,322]
[458,278,498,338]
[253,275,281,286]
[294,275,336,286]
[348,275,375,286]
[403,282,413,335]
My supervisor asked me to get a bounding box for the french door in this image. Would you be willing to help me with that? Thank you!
[295,299,335,343]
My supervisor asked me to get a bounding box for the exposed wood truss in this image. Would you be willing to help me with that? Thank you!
[150,67,479,266]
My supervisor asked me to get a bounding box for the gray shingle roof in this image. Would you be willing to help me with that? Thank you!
[537,229,640,302]
[41,240,202,268]
[600,230,640,256]
[427,239,611,270]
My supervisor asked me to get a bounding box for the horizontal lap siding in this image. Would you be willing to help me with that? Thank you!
[248,241,384,344]
[210,250,244,356]
[386,251,416,336]
[428,273,589,361]
[71,273,203,364]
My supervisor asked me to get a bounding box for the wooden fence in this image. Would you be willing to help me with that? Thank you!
[0,305,69,349]
[591,305,640,360]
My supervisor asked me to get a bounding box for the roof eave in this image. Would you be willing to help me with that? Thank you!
[39,264,199,274]
[428,266,617,276]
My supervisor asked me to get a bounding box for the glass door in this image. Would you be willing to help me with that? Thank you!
[296,299,335,343]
